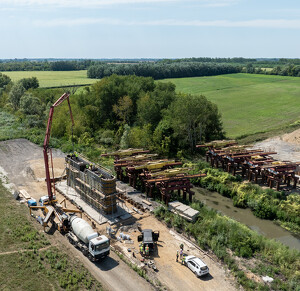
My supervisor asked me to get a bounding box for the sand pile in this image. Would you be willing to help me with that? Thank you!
[282,128,300,145]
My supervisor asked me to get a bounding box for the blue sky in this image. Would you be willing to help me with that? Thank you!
[1,0,300,59]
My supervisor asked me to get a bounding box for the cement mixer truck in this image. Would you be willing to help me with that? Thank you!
[66,214,110,261]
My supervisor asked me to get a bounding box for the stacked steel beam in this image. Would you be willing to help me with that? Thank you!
[103,148,206,204]
[198,140,299,191]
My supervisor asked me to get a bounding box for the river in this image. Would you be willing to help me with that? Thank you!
[194,187,300,251]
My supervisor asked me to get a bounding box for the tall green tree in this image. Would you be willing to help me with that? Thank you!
[165,93,224,152]
[9,82,25,110]
[113,95,133,124]
[0,73,11,88]
[19,77,39,90]
[19,93,43,115]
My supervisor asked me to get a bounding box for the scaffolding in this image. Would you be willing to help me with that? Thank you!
[65,155,117,214]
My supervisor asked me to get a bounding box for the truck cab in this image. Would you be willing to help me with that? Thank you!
[89,235,110,261]
[39,195,56,206]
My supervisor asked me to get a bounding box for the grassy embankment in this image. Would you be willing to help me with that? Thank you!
[0,181,103,290]
[162,73,300,141]
[1,70,97,88]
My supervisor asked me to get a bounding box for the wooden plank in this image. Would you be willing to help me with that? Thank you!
[19,189,31,200]
[142,199,152,206]
[146,173,206,183]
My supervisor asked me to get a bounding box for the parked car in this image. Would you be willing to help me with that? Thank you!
[185,256,209,277]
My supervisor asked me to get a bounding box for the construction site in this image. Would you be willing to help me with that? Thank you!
[0,138,239,291]
[0,93,238,291]
[1,92,299,290]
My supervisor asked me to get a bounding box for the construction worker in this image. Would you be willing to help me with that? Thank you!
[180,249,183,260]
[140,243,144,256]
[145,244,149,257]
[176,250,179,262]
[181,254,186,265]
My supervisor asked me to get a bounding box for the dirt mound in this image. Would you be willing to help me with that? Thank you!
[282,128,300,145]
[254,128,300,162]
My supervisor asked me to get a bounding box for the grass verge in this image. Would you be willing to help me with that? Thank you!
[0,181,104,291]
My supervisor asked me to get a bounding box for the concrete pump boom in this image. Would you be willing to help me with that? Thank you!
[43,92,74,202]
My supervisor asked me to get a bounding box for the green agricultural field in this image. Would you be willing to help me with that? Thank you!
[1,70,98,88]
[163,73,300,138]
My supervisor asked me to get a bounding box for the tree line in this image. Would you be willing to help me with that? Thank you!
[87,62,241,80]
[0,60,93,71]
[243,63,300,77]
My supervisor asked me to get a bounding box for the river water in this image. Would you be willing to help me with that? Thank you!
[194,187,300,251]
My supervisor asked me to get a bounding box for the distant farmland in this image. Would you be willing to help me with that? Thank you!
[163,73,300,138]
[1,70,97,88]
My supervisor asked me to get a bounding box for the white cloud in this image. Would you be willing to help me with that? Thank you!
[35,17,300,29]
[0,0,239,8]
[202,0,239,7]
[0,0,178,8]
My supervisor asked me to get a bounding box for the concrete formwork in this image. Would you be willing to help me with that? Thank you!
[65,155,117,214]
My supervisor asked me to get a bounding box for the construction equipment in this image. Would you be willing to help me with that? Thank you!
[138,229,159,252]
[44,92,74,203]
[66,214,110,261]
[29,93,79,232]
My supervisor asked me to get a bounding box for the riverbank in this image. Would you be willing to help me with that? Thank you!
[194,187,300,251]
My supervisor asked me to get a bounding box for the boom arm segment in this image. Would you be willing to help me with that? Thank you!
[44,93,74,202]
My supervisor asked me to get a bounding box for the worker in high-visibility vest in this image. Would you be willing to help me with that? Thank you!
[145,244,149,256]
[181,255,186,265]
[140,243,144,255]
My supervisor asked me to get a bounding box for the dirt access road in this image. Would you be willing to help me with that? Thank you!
[0,139,154,291]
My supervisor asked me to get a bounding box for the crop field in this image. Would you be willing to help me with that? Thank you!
[1,70,97,88]
[163,73,300,138]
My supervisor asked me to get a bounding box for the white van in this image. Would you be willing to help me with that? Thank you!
[185,256,209,277]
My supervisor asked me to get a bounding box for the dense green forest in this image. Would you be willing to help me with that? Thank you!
[0,60,93,71]
[87,62,241,79]
[0,73,224,156]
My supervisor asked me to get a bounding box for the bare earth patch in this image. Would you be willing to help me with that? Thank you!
[254,128,300,162]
